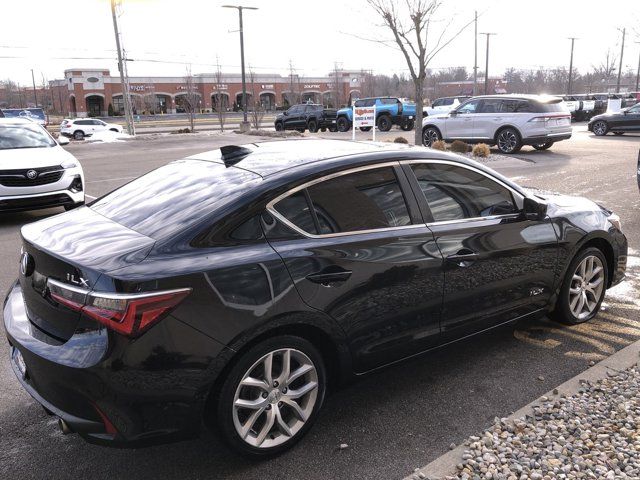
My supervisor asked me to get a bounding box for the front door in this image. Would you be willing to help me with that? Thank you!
[620,104,640,131]
[404,161,559,339]
[444,99,481,139]
[283,105,301,130]
[265,163,444,372]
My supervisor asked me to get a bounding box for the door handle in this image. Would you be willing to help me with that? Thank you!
[306,268,352,286]
[445,249,479,267]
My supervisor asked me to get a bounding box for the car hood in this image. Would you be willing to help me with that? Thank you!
[525,188,607,216]
[0,145,77,170]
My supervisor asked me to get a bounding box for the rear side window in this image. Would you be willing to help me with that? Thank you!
[91,159,261,240]
[501,100,533,113]
[272,167,411,235]
[479,99,502,113]
[535,101,565,113]
[411,164,517,222]
[380,98,398,105]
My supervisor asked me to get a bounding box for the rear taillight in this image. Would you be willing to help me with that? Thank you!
[47,279,191,337]
[528,114,571,123]
[83,289,191,336]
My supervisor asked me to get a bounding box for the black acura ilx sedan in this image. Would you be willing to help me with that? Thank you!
[4,139,627,457]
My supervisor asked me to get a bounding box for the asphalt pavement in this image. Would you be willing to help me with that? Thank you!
[1,126,639,480]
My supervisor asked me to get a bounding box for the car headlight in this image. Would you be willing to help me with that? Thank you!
[61,160,77,169]
[608,213,622,232]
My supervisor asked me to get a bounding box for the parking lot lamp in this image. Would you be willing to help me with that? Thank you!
[222,5,258,132]
[480,33,496,95]
[567,37,577,95]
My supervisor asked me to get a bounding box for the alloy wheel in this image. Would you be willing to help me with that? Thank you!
[593,121,607,136]
[497,129,518,153]
[568,255,605,320]
[422,128,440,147]
[232,348,318,449]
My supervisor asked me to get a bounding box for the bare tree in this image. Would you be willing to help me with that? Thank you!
[178,67,200,132]
[0,79,21,108]
[594,49,618,79]
[248,68,265,130]
[213,58,227,132]
[367,0,474,144]
[143,92,157,114]
[332,63,344,107]
[286,60,299,107]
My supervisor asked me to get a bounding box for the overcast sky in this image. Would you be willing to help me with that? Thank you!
[2,0,639,86]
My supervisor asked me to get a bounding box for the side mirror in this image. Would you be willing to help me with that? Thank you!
[523,197,547,221]
[450,110,458,116]
[57,136,70,146]
[283,111,289,116]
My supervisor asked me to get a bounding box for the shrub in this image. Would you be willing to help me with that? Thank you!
[107,103,114,116]
[450,140,469,153]
[393,136,409,144]
[431,140,446,151]
[472,143,491,158]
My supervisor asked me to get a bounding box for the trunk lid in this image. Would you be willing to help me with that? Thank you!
[20,207,155,341]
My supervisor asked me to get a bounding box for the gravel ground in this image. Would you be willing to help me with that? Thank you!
[418,365,640,480]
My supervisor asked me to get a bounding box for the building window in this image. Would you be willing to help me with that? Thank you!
[112,96,124,114]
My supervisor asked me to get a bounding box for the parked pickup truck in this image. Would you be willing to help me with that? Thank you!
[336,97,416,132]
[274,104,338,133]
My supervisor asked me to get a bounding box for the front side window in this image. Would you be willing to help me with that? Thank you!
[627,104,640,113]
[272,167,411,235]
[455,99,481,114]
[0,124,56,150]
[411,163,517,222]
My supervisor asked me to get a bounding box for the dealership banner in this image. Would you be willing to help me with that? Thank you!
[352,105,376,140]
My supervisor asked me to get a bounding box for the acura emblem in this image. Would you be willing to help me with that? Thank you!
[20,252,34,277]
[26,169,38,179]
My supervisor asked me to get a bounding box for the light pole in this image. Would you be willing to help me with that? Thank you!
[480,33,496,95]
[31,69,38,107]
[473,11,478,96]
[616,27,625,94]
[223,4,258,131]
[635,41,640,92]
[567,37,577,95]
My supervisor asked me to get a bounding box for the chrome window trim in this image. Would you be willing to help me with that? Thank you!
[47,278,90,296]
[266,161,418,239]
[402,159,525,226]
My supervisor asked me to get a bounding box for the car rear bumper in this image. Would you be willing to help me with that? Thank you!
[522,132,572,145]
[3,280,229,448]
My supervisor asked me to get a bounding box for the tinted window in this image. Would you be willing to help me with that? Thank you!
[411,164,517,222]
[456,99,480,114]
[356,99,375,107]
[479,99,502,113]
[273,191,316,234]
[380,98,398,105]
[307,167,411,234]
[501,100,533,113]
[535,100,565,113]
[91,159,262,240]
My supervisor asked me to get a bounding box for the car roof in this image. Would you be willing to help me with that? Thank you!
[186,139,526,195]
[0,117,36,125]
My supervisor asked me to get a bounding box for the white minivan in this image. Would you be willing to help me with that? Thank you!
[0,118,85,212]
[422,95,572,153]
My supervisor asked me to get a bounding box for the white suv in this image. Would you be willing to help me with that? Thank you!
[0,118,85,212]
[422,95,572,153]
[424,96,470,116]
[60,118,123,140]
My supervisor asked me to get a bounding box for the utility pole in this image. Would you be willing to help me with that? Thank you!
[481,33,496,95]
[473,11,478,96]
[223,5,258,132]
[616,27,625,93]
[635,41,640,92]
[110,0,134,135]
[30,69,38,107]
[567,37,577,95]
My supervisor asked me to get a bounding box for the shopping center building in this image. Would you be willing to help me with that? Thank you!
[48,68,368,117]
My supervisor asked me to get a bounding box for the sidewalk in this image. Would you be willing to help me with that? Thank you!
[407,338,640,480]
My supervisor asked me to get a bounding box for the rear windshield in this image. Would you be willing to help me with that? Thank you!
[535,100,566,113]
[90,159,261,240]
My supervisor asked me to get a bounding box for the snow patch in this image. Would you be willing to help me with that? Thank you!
[84,130,131,143]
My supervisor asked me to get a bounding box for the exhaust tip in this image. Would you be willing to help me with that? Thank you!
[58,418,73,435]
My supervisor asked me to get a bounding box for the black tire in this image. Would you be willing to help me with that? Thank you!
[401,120,415,131]
[552,247,608,325]
[533,141,554,151]
[614,132,625,136]
[336,117,350,132]
[328,126,338,132]
[422,126,441,147]
[359,126,372,132]
[308,120,318,133]
[320,127,326,132]
[592,120,608,136]
[275,122,284,132]
[213,335,327,458]
[495,128,522,154]
[377,115,392,132]
[296,128,305,133]
[64,202,84,212]
[73,130,85,140]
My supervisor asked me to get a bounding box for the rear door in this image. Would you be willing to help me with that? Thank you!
[473,98,505,139]
[265,163,444,372]
[404,160,559,340]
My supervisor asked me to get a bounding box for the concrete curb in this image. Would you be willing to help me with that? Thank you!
[405,338,640,480]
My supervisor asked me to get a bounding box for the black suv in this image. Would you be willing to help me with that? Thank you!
[5,140,627,458]
[274,104,337,133]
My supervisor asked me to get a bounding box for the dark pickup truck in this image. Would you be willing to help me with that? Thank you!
[274,104,338,133]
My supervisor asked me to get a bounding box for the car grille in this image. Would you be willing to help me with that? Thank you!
[0,166,64,187]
